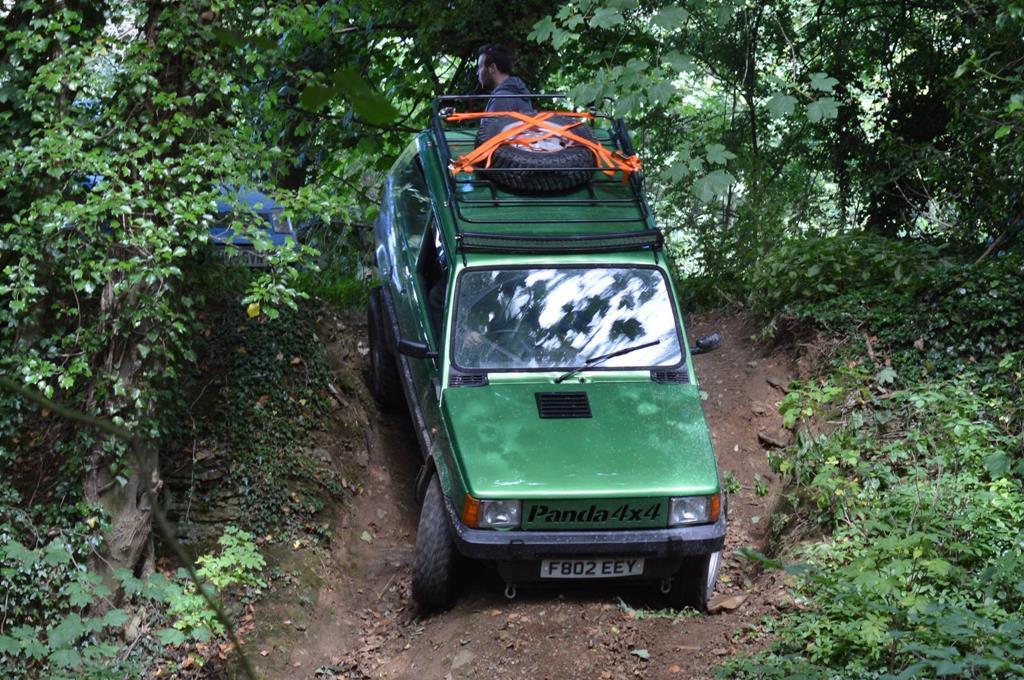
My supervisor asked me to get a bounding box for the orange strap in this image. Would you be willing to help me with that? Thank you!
[445,110,643,180]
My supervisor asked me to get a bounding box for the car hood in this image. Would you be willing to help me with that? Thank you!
[442,380,719,499]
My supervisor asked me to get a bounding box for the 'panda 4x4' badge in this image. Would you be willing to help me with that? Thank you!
[522,499,665,530]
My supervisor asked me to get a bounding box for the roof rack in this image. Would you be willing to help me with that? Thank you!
[457,229,664,254]
[430,94,661,255]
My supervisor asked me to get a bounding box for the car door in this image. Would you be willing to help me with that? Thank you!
[388,148,445,451]
[384,145,431,337]
[411,218,450,444]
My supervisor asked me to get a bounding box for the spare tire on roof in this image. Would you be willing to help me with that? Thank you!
[474,114,598,193]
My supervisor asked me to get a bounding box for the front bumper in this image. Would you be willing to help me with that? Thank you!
[443,495,726,561]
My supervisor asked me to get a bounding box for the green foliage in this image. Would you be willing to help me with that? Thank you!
[0,522,265,676]
[1,2,396,669]
[753,474,770,498]
[0,488,97,625]
[527,1,1023,306]
[724,348,1024,678]
[297,268,370,310]
[196,526,267,591]
[777,366,860,430]
[730,224,1024,677]
[723,470,742,495]
[615,596,701,621]
[749,234,1024,377]
[162,527,266,641]
[0,5,355,619]
[298,67,400,125]
[746,233,942,315]
[0,493,148,678]
[295,219,373,309]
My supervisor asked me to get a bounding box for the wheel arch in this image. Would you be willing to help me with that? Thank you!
[415,439,455,505]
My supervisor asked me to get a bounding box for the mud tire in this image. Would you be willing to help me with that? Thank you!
[411,474,459,610]
[367,286,403,410]
[666,552,718,612]
[475,115,598,193]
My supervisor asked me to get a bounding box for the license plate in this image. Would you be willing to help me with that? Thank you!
[540,558,645,579]
[237,249,270,268]
[212,246,270,268]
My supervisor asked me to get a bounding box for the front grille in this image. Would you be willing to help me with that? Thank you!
[535,392,592,419]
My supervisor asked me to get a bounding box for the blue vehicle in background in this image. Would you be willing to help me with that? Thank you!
[72,179,300,268]
[208,186,301,267]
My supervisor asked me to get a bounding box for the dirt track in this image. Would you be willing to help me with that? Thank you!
[243,311,798,679]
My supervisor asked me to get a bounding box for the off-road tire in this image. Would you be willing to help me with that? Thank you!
[666,552,718,611]
[367,286,403,410]
[475,115,598,193]
[411,474,459,610]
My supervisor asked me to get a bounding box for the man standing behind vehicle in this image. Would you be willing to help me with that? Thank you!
[477,43,534,114]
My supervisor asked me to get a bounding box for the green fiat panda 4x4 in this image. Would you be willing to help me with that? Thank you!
[368,94,725,610]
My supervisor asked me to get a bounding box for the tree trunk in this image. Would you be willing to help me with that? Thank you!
[832,0,852,231]
[84,440,159,591]
[84,278,161,602]
[742,6,763,160]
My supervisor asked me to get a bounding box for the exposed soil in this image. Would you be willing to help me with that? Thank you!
[240,310,800,679]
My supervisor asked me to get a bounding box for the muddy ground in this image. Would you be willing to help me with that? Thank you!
[241,311,799,679]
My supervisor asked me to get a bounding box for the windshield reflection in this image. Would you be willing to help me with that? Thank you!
[453,267,683,370]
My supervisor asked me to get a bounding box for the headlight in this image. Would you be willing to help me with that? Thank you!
[668,495,720,526]
[462,493,521,529]
[478,499,521,529]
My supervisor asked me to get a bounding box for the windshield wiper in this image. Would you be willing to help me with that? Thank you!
[554,339,661,384]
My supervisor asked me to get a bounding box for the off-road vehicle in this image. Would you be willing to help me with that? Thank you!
[208,186,300,267]
[368,94,725,610]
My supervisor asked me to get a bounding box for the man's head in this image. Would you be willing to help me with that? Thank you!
[477,43,514,92]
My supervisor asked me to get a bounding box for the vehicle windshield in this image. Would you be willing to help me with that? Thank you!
[452,267,683,371]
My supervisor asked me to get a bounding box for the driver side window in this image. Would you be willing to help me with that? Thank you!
[395,156,431,264]
[417,219,448,345]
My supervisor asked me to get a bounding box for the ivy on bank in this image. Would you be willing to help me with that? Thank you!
[723,239,1024,678]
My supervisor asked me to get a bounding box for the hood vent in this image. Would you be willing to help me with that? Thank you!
[536,392,592,419]
[651,369,688,384]
[450,373,488,387]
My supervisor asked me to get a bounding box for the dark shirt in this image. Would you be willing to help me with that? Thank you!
[485,76,535,115]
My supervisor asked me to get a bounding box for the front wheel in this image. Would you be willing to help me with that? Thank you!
[411,475,459,610]
[666,551,721,611]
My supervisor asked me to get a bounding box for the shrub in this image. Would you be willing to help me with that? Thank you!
[745,233,942,316]
[723,355,1024,678]
[747,234,1024,378]
[0,488,136,677]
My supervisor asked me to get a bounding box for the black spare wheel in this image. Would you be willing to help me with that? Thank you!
[475,115,598,193]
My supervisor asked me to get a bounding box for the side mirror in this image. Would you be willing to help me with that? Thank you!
[398,338,439,360]
[690,333,722,356]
